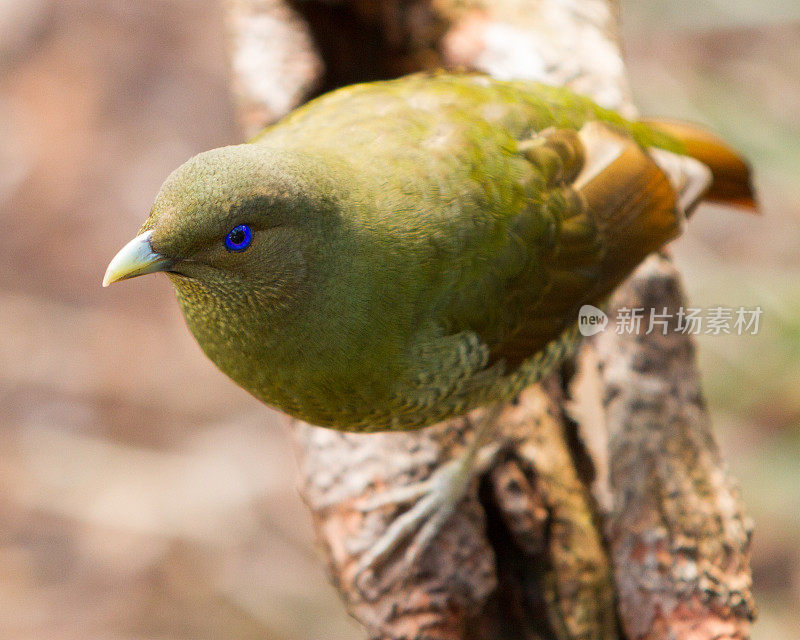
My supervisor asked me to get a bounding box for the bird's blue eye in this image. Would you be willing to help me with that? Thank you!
[224,224,252,252]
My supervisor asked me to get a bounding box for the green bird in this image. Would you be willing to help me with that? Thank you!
[104,73,754,573]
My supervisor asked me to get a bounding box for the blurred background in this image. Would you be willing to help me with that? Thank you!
[0,1,797,638]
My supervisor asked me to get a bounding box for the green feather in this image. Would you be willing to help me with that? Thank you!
[127,73,708,431]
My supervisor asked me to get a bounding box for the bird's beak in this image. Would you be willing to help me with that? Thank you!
[103,230,173,287]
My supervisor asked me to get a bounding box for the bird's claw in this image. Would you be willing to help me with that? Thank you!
[351,440,504,596]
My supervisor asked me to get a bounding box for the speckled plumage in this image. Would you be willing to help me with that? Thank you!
[118,73,752,432]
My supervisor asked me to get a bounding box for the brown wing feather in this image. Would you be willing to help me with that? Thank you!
[491,122,680,370]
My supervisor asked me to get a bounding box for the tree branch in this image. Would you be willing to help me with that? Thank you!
[579,255,755,639]
[222,1,755,638]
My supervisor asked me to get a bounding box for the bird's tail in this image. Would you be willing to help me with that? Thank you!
[641,118,758,213]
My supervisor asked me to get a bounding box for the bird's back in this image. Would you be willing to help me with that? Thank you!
[252,73,674,228]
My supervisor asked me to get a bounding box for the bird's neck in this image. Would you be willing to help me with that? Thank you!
[170,271,300,381]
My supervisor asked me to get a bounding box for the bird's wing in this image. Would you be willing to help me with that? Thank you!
[445,122,682,372]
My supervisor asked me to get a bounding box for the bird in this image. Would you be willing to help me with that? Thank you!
[104,72,755,577]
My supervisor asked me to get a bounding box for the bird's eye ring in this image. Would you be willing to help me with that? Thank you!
[224,224,252,252]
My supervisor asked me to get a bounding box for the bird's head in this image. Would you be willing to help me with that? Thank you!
[103,144,342,311]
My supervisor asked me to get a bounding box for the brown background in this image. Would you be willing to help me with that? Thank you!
[1,1,798,638]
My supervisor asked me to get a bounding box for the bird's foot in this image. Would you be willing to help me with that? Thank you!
[352,439,503,592]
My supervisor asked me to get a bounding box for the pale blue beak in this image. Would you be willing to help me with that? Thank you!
[103,230,173,287]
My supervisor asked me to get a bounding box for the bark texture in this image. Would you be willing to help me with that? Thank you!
[584,255,755,639]
[222,1,755,638]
